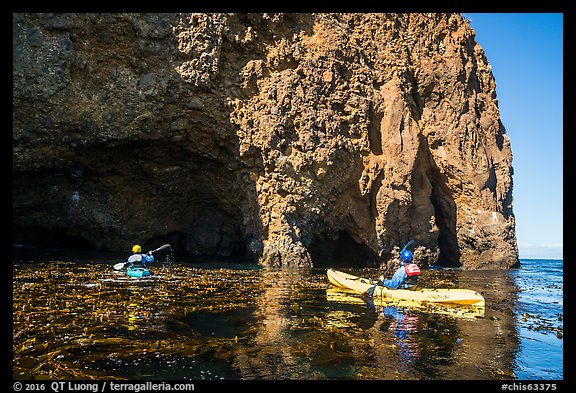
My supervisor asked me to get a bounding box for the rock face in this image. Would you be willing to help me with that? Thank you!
[13,13,519,269]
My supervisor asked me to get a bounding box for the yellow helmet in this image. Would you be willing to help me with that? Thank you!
[132,244,142,253]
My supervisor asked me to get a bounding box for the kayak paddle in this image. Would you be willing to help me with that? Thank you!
[366,239,413,296]
[113,262,127,270]
[400,239,414,255]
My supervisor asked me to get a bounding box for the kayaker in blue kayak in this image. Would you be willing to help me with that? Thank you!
[377,249,421,289]
[127,244,154,268]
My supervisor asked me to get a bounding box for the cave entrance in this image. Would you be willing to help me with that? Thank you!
[412,136,462,268]
[13,225,95,250]
[428,170,461,268]
[308,231,378,268]
[153,227,256,265]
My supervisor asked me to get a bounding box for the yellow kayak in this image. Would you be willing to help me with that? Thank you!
[326,287,485,319]
[327,268,485,307]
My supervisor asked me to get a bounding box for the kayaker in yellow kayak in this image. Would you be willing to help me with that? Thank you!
[376,248,421,290]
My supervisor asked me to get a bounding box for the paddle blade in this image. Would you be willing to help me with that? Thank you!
[113,262,126,270]
[401,239,414,253]
[152,244,171,253]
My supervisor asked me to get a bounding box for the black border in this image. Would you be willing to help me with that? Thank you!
[9,2,573,391]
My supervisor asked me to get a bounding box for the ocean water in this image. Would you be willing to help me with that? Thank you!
[510,259,563,379]
[12,249,563,381]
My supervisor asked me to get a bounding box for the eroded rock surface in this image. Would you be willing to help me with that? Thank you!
[13,13,519,268]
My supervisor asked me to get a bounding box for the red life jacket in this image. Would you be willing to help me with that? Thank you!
[404,264,421,276]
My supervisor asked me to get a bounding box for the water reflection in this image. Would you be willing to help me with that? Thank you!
[380,306,421,364]
[233,268,314,379]
[13,261,524,380]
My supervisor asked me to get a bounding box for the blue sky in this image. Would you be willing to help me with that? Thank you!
[462,13,563,259]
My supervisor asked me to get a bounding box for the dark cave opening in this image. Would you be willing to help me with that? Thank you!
[13,226,94,250]
[426,165,461,267]
[429,189,461,267]
[152,231,256,264]
[12,226,258,265]
[414,137,462,268]
[308,231,379,268]
[11,226,125,264]
[12,138,261,265]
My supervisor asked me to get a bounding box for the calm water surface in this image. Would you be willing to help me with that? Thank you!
[12,250,563,380]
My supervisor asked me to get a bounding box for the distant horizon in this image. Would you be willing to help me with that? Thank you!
[519,256,563,260]
[517,241,563,260]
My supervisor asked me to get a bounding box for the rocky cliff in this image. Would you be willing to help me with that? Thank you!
[13,13,519,268]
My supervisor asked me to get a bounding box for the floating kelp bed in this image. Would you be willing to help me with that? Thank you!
[13,262,261,380]
[13,260,562,380]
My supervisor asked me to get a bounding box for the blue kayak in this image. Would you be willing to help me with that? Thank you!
[126,266,152,278]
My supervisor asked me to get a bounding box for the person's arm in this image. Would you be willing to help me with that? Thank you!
[379,258,400,281]
[383,267,407,289]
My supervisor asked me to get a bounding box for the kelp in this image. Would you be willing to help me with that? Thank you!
[519,312,563,338]
[13,261,539,380]
[13,262,258,380]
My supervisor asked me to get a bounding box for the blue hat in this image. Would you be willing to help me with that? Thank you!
[401,249,413,262]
